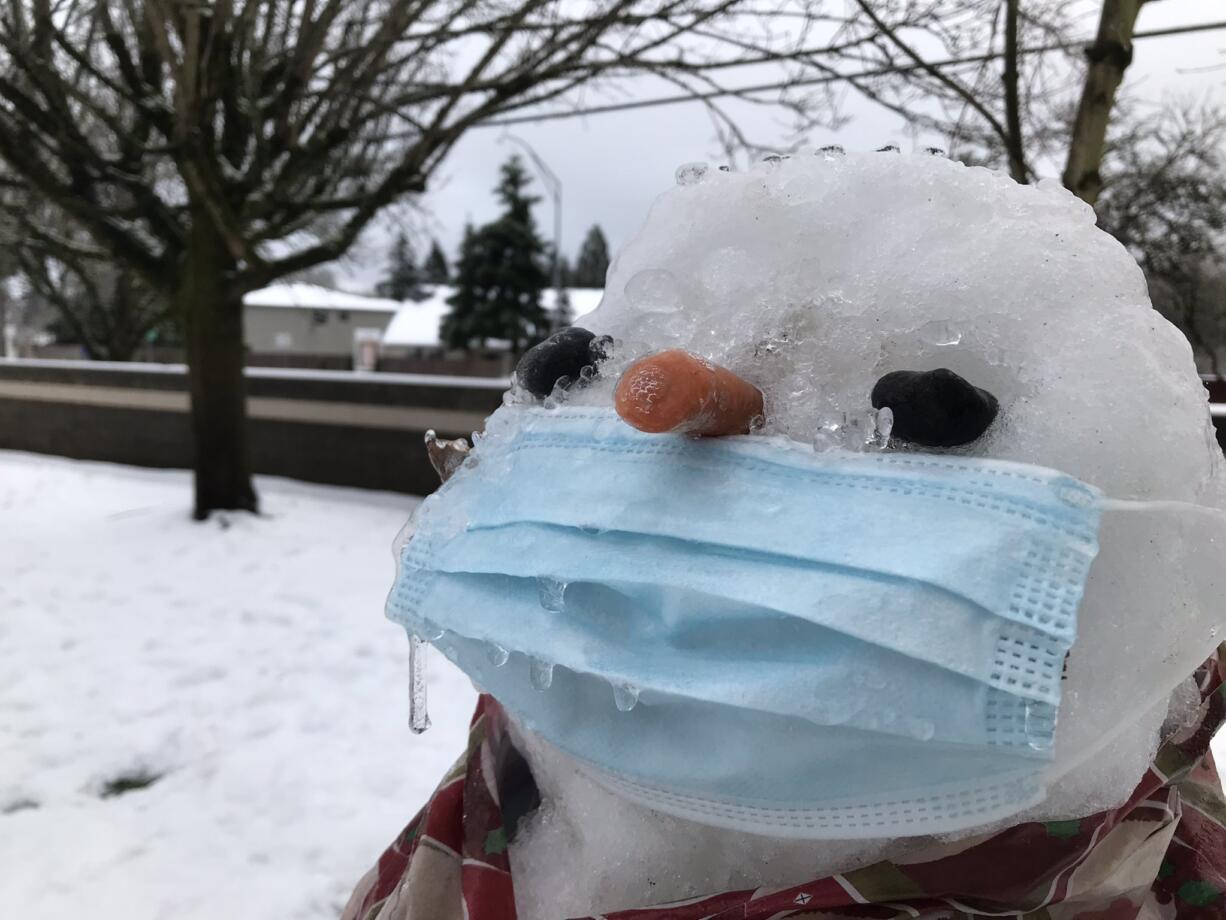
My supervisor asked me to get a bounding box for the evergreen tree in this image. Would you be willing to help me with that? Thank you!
[441,223,494,347]
[423,239,450,284]
[377,231,423,300]
[442,156,551,354]
[572,224,611,288]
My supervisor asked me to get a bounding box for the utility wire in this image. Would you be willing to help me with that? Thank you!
[484,19,1226,127]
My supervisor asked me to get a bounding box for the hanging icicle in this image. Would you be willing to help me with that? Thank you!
[408,635,431,734]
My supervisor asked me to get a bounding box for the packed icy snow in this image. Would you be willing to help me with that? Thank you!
[0,454,475,920]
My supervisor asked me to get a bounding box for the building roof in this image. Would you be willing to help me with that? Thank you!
[380,286,603,348]
[243,283,404,314]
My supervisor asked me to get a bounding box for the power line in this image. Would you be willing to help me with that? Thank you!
[483,19,1226,127]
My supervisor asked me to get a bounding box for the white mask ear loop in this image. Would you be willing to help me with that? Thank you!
[1049,496,1226,781]
[1099,496,1226,521]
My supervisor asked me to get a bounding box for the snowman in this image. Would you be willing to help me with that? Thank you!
[344,152,1226,920]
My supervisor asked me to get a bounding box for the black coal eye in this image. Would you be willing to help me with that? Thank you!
[870,368,999,448]
[515,327,611,399]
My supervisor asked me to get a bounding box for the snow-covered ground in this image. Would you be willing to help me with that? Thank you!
[0,451,476,919]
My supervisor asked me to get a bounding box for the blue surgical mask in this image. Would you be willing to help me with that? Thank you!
[387,407,1219,838]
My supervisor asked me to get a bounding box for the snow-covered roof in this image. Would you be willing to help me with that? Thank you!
[380,287,452,347]
[243,283,404,314]
[381,286,603,348]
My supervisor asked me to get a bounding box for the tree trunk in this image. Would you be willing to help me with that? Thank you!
[1062,0,1145,205]
[179,210,258,520]
[1001,0,1028,184]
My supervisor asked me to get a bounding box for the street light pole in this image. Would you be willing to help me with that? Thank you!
[499,133,566,325]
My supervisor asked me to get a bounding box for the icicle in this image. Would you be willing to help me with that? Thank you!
[488,643,510,667]
[875,407,894,450]
[536,577,567,612]
[612,682,641,712]
[529,657,555,690]
[408,635,431,734]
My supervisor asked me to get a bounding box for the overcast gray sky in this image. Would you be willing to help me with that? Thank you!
[336,2,1225,292]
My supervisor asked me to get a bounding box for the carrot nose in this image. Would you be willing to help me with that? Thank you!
[614,349,764,436]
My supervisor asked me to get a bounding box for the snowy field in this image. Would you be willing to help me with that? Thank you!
[0,451,476,920]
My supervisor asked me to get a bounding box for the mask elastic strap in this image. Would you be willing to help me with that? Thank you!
[1099,496,1226,523]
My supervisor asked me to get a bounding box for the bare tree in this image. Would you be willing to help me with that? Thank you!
[0,183,170,360]
[16,251,169,362]
[1063,0,1150,204]
[753,0,1084,183]
[1095,104,1226,375]
[774,0,1192,203]
[0,0,895,519]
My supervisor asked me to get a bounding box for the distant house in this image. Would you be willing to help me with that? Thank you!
[243,284,403,369]
[242,283,602,374]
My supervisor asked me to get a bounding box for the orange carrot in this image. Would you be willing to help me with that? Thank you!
[614,349,764,436]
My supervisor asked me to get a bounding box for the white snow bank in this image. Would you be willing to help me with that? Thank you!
[0,452,476,920]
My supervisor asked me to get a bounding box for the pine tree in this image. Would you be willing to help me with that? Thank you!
[443,156,550,354]
[441,223,494,348]
[377,231,423,300]
[423,239,450,284]
[572,224,611,288]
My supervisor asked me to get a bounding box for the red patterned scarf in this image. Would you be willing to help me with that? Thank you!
[343,648,1226,920]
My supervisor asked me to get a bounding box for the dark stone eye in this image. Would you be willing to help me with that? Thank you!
[870,368,999,447]
[515,327,611,398]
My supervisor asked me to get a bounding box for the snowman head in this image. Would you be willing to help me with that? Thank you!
[400,152,1225,842]
[518,151,1226,822]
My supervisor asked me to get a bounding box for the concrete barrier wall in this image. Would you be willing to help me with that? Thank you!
[3,359,1224,495]
[0,359,505,495]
